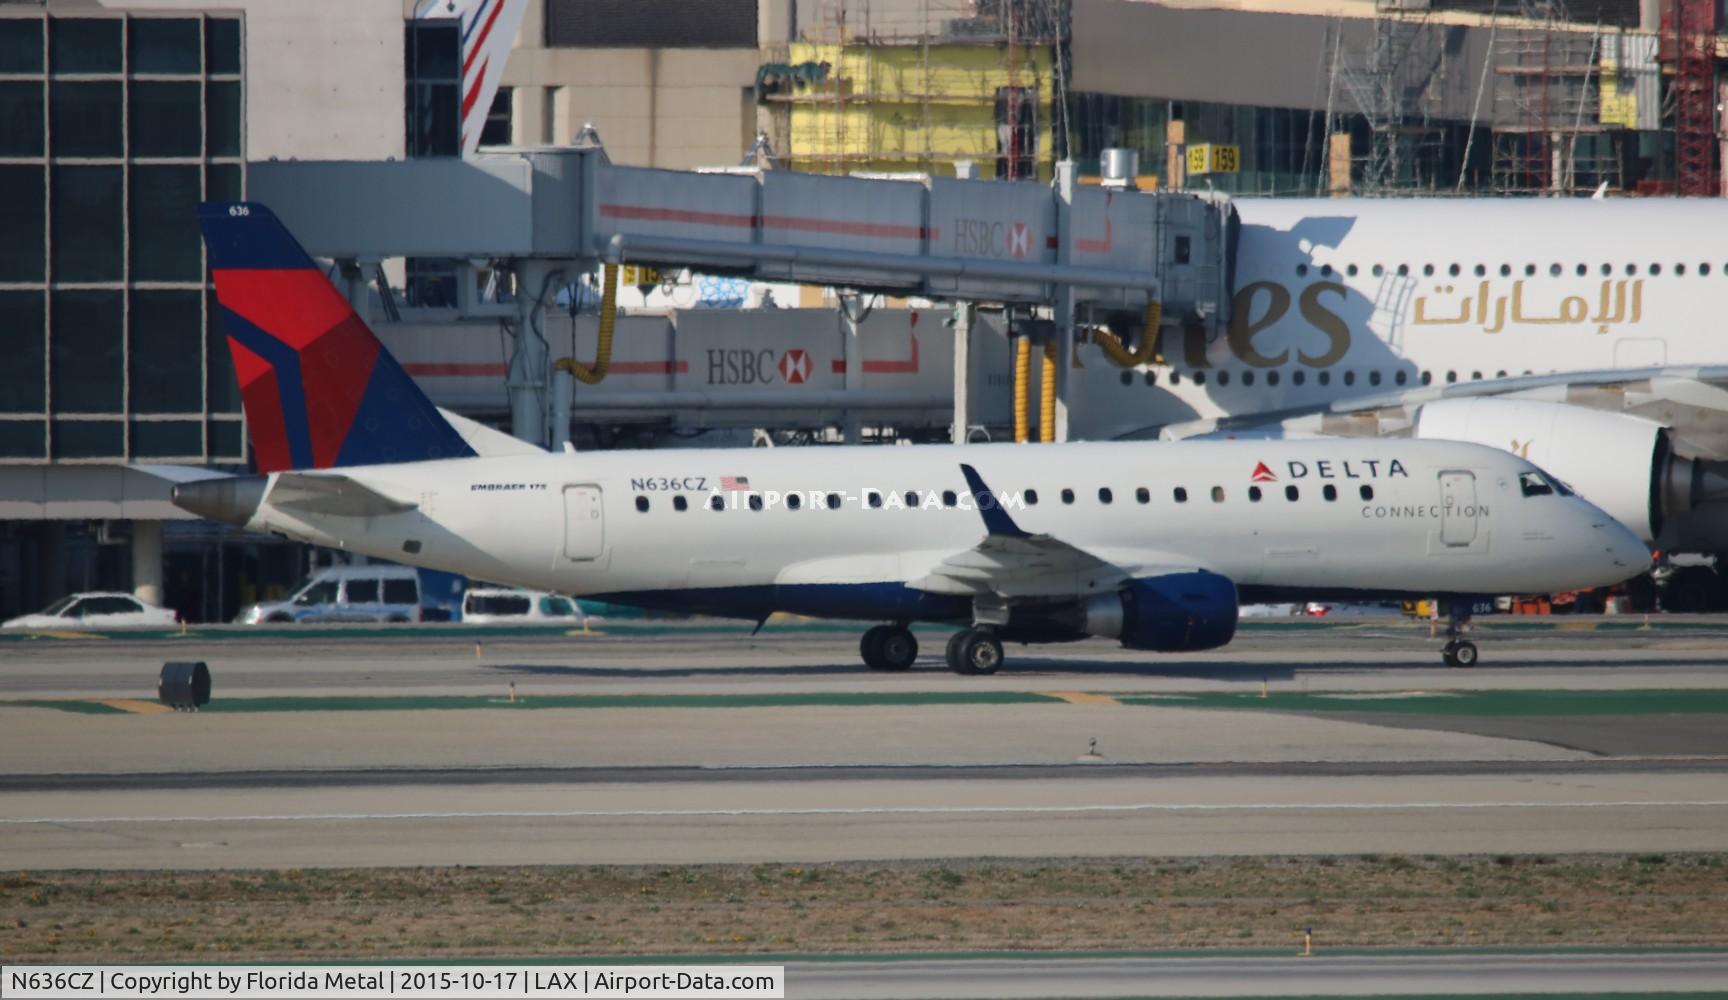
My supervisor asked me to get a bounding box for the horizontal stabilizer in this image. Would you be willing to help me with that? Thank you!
[268,472,417,518]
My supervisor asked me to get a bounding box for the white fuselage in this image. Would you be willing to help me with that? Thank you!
[240,438,1644,618]
[1075,198,1728,441]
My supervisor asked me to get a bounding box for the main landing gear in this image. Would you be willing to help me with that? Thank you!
[860,624,919,671]
[1438,601,1479,668]
[945,627,1005,675]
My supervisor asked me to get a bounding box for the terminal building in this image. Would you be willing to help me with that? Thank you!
[0,0,1720,622]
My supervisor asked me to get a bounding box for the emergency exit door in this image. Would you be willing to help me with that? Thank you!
[562,486,605,560]
[1438,471,1478,547]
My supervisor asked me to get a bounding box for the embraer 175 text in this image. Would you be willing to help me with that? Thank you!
[171,203,1647,672]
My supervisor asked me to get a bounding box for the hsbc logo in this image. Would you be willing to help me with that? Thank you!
[952,218,1038,259]
[778,349,811,384]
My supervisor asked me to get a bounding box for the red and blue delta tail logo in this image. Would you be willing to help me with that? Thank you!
[197,202,475,473]
[1250,462,1278,483]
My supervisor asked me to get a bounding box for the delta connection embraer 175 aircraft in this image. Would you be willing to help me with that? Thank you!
[1085,198,1728,566]
[170,203,1646,672]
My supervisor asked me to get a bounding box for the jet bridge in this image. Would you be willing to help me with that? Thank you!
[249,146,1236,444]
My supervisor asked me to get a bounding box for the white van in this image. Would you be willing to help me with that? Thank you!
[237,565,426,624]
[461,588,586,625]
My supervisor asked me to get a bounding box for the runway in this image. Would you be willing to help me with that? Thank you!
[4,621,1728,870]
[780,951,1728,998]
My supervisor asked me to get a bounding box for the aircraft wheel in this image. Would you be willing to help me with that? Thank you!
[949,628,1005,676]
[1450,640,1479,668]
[860,626,889,670]
[874,626,918,671]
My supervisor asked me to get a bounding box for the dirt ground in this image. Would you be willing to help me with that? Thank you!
[4,854,1726,963]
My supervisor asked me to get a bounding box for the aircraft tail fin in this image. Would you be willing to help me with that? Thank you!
[197,202,477,473]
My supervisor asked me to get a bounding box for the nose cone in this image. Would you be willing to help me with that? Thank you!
[1587,508,1652,585]
[172,475,267,527]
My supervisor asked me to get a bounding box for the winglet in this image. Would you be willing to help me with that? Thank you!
[959,463,1030,538]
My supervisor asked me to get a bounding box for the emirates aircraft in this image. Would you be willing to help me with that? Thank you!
[1076,197,1728,594]
[169,203,1645,671]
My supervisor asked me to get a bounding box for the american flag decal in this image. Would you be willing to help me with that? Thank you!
[720,476,751,491]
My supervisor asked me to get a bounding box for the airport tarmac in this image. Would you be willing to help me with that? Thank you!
[3,621,1727,870]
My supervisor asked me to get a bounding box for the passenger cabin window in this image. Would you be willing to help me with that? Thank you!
[1025,489,1039,505]
[904,491,918,507]
[827,493,841,510]
[749,495,763,511]
[346,580,379,603]
[1098,487,1113,504]
[1323,484,1338,501]
[1135,487,1150,504]
[867,491,883,508]
[673,495,687,511]
[1211,486,1225,503]
[1519,471,1555,497]
[1061,488,1075,504]
[635,496,649,512]
[788,493,802,510]
[1285,485,1300,501]
[1173,487,1188,503]
[710,495,724,511]
[1359,485,1374,501]
[942,490,958,507]
[1248,486,1262,502]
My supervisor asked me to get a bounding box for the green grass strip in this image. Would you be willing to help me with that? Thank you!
[1119,689,1728,716]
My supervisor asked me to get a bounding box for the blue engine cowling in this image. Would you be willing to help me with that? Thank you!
[1081,571,1239,652]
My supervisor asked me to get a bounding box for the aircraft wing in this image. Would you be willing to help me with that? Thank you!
[267,472,418,518]
[905,464,1130,599]
[1146,365,1728,456]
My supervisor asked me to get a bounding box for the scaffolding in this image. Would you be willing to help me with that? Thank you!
[1661,0,1719,195]
[1328,2,1451,194]
[1489,0,1621,194]
[767,0,1063,178]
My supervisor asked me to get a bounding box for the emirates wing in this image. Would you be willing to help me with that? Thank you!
[267,472,418,518]
[1148,365,1728,452]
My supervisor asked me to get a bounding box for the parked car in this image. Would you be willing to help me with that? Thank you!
[460,587,588,625]
[2,592,178,630]
[236,565,463,624]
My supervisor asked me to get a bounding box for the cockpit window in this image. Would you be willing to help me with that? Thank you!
[1519,471,1558,497]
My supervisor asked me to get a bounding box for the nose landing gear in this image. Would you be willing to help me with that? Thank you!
[1438,600,1478,667]
[860,624,918,670]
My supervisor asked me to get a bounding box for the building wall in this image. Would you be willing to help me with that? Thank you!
[782,41,1054,177]
[502,0,761,168]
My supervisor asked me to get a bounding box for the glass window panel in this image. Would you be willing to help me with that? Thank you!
[0,165,45,282]
[130,81,200,157]
[49,18,121,75]
[128,19,200,75]
[51,165,121,282]
[207,162,242,202]
[0,18,44,74]
[130,419,201,458]
[129,290,202,413]
[207,419,242,460]
[205,18,239,75]
[406,82,458,157]
[0,82,44,157]
[0,420,47,459]
[413,23,459,81]
[52,419,123,458]
[129,165,201,281]
[50,290,122,413]
[0,292,46,414]
[205,80,240,157]
[50,80,121,157]
[206,290,241,414]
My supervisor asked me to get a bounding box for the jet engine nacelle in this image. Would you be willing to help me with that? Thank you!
[1080,570,1238,652]
[1413,398,1727,543]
